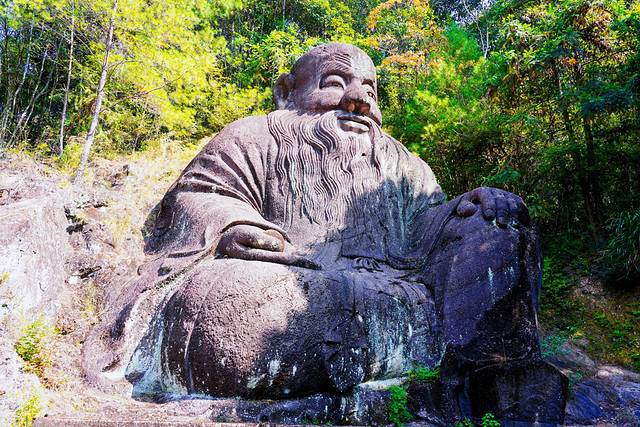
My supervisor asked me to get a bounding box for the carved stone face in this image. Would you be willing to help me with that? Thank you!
[275,43,382,134]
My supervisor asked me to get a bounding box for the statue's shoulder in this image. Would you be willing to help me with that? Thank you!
[203,115,274,153]
[381,132,426,165]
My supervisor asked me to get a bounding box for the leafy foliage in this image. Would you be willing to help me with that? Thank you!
[455,418,475,427]
[11,391,41,427]
[407,365,440,383]
[481,412,501,427]
[453,413,501,427]
[14,318,54,379]
[541,334,569,358]
[601,208,640,282]
[386,385,413,427]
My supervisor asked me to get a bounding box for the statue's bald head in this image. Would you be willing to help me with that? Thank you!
[290,43,375,81]
[273,43,381,126]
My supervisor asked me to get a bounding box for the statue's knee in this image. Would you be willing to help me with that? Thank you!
[165,258,311,350]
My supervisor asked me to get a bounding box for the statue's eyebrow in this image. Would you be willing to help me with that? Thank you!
[362,78,375,88]
[318,62,353,77]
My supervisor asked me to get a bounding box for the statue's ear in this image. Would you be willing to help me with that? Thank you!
[273,73,295,110]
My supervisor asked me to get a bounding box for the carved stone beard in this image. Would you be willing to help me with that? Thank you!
[268,110,384,227]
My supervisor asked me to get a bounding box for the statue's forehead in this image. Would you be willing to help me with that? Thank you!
[319,49,375,81]
[301,46,376,84]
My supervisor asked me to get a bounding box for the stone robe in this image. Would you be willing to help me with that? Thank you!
[83,111,543,402]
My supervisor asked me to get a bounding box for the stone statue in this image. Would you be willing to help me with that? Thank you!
[84,43,567,424]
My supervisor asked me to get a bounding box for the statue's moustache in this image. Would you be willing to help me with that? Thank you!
[315,110,381,138]
[336,111,374,133]
[335,111,374,127]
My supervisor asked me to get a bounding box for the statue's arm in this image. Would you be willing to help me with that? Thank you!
[152,116,317,269]
[149,117,281,253]
[402,152,529,229]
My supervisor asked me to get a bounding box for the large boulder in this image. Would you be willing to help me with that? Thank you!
[0,179,72,425]
[0,196,71,322]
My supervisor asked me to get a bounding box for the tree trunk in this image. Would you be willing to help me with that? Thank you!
[551,62,602,242]
[573,57,604,242]
[0,19,5,96]
[59,6,75,156]
[74,0,117,183]
[0,23,33,146]
[9,40,59,146]
[582,116,604,242]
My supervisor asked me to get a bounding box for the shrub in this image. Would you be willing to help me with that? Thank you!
[601,209,640,282]
[453,413,501,427]
[14,318,53,379]
[540,334,568,358]
[12,391,41,427]
[541,256,572,305]
[481,412,501,427]
[387,385,413,427]
[407,366,440,383]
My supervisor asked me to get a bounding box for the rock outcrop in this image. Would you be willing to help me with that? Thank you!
[0,162,72,424]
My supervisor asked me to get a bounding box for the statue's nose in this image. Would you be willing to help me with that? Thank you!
[339,85,371,116]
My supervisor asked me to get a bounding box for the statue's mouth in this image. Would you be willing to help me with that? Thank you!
[336,113,371,134]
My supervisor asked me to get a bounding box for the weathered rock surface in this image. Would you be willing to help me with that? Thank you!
[0,162,73,425]
[0,196,71,321]
[0,151,193,425]
[547,341,640,425]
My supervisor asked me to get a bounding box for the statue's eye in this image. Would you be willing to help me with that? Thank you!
[364,85,376,100]
[321,75,345,90]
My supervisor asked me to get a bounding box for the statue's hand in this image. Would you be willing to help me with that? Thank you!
[455,187,530,228]
[217,225,320,269]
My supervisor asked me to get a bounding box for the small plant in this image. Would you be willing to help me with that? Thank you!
[1,271,9,284]
[453,413,500,427]
[387,385,413,427]
[594,312,609,328]
[541,256,572,305]
[481,412,500,427]
[14,318,53,379]
[454,417,475,427]
[600,208,640,282]
[55,140,83,173]
[611,328,629,349]
[540,334,568,358]
[407,365,440,383]
[12,391,41,427]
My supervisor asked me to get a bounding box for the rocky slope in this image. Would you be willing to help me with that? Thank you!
[0,146,197,425]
